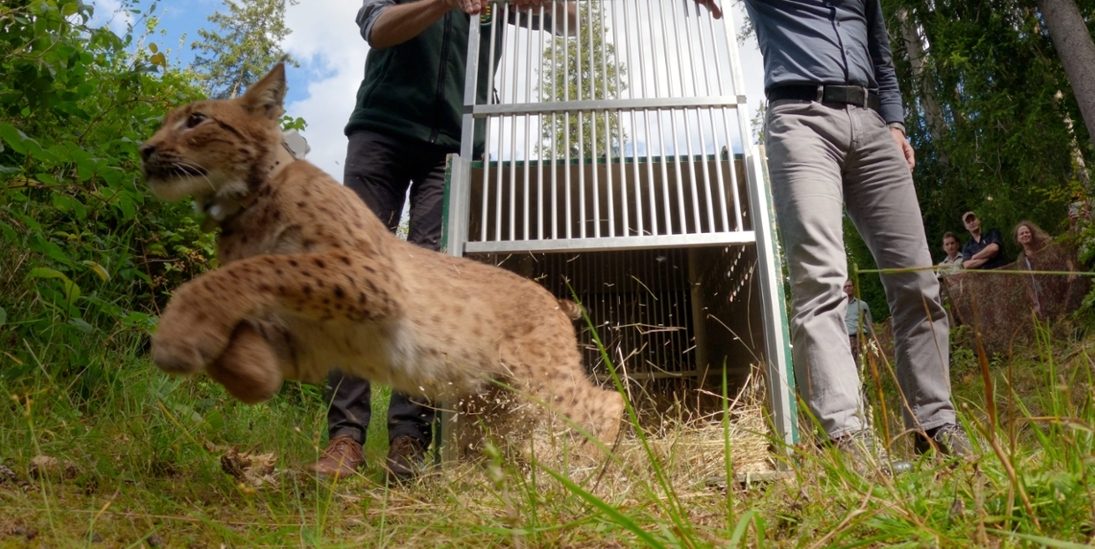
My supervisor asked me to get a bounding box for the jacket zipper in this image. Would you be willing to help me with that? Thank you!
[430,13,453,145]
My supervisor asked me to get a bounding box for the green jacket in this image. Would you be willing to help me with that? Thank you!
[345,1,500,154]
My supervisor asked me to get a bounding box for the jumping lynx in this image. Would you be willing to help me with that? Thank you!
[140,64,623,456]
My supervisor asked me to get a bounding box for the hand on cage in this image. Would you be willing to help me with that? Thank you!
[510,0,550,12]
[691,0,723,19]
[442,0,484,15]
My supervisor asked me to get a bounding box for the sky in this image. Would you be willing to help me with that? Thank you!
[88,0,766,183]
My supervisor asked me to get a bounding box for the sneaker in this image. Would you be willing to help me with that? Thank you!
[833,429,911,476]
[915,423,973,458]
[306,435,364,479]
[385,435,428,482]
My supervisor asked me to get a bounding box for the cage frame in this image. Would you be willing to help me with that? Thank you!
[440,0,797,450]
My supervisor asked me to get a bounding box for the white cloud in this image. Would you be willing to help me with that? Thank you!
[87,0,134,36]
[282,1,367,182]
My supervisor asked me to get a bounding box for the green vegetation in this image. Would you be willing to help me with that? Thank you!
[192,0,298,100]
[1,317,1092,545]
[1,0,1094,546]
[1,0,213,371]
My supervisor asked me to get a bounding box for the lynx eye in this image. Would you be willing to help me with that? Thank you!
[185,112,207,129]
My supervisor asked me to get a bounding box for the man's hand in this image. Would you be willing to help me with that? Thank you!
[512,0,547,10]
[692,0,722,19]
[890,127,915,171]
[441,0,483,15]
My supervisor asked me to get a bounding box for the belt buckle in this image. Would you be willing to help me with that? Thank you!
[843,85,869,108]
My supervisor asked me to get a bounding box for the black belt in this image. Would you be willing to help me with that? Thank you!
[766,84,880,110]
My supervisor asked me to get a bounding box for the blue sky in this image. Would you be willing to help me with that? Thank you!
[88,0,317,105]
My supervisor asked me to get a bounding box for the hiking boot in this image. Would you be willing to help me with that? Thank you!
[833,429,911,476]
[385,435,428,482]
[307,435,363,479]
[915,423,973,459]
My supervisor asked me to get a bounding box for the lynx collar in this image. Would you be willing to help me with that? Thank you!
[197,140,297,231]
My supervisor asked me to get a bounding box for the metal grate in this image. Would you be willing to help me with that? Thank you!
[451,0,754,253]
[445,0,797,444]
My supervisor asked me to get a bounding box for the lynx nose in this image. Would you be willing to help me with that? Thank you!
[139,142,156,162]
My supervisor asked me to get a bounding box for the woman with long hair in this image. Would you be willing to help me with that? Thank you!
[1012,220,1081,320]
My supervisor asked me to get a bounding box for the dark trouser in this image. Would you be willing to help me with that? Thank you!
[325,129,452,447]
[849,335,861,369]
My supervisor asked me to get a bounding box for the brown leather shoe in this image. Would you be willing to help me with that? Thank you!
[307,435,363,479]
[385,435,427,482]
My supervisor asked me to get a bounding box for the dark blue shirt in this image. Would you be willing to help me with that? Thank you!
[743,0,905,125]
[961,228,1008,270]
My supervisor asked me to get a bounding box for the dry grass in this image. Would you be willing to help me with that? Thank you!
[1,331,1093,546]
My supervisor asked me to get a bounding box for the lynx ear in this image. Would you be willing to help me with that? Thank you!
[239,63,287,120]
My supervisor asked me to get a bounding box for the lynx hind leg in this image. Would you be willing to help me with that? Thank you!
[586,388,625,449]
[559,382,626,457]
[502,342,625,460]
[205,320,287,404]
[450,387,531,461]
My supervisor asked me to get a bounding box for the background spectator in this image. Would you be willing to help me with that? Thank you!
[961,211,1008,269]
[1013,220,1084,320]
[938,231,963,275]
[843,279,873,369]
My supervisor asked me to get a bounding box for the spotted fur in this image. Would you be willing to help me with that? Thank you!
[141,64,623,456]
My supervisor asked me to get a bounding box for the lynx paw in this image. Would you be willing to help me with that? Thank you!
[151,337,210,374]
[205,322,284,404]
[151,305,231,374]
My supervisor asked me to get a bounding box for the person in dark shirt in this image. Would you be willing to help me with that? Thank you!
[692,0,971,468]
[309,0,576,482]
[960,211,1007,269]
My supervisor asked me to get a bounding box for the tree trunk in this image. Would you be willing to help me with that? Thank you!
[896,7,949,165]
[1037,0,1095,180]
[1054,90,1093,190]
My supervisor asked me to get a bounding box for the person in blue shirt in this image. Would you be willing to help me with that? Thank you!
[843,279,872,368]
[693,0,971,469]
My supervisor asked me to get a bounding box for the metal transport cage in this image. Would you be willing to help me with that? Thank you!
[442,0,797,444]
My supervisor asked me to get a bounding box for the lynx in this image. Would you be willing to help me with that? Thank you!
[140,64,624,457]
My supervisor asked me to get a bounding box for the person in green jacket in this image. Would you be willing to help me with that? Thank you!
[309,0,576,482]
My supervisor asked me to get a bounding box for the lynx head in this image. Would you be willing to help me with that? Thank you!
[140,63,288,202]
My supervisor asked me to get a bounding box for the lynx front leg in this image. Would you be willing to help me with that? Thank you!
[205,320,290,404]
[152,250,402,375]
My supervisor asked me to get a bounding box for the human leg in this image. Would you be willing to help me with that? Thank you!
[405,145,449,252]
[842,107,954,433]
[308,370,371,477]
[346,133,450,476]
[765,100,865,438]
[309,131,413,477]
[381,144,451,480]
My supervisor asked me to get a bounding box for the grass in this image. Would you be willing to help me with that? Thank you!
[0,320,1093,547]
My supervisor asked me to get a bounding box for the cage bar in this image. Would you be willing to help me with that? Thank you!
[446,0,796,446]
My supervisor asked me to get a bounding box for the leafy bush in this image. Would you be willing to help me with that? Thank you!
[0,0,212,386]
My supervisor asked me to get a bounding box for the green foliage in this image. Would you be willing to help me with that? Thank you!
[1,314,1093,545]
[538,0,626,159]
[847,1,1095,319]
[191,0,298,99]
[0,0,212,377]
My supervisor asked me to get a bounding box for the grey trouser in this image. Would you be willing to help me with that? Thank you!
[324,129,449,447]
[765,99,955,438]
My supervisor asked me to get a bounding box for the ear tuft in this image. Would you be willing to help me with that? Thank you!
[239,63,287,121]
